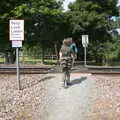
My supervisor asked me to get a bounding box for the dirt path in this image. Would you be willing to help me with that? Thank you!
[43,73,98,120]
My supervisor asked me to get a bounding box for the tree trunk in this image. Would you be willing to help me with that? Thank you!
[54,43,59,61]
[22,49,25,65]
[5,50,16,64]
[5,51,9,64]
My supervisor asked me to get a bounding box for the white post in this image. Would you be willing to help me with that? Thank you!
[84,47,87,66]
[82,35,89,66]
[16,48,21,90]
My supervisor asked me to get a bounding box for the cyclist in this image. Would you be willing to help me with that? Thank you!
[59,38,74,88]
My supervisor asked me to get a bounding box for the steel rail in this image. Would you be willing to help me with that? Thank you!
[0,66,51,74]
[0,65,120,74]
[85,65,120,74]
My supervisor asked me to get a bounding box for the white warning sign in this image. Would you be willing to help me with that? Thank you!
[9,20,24,41]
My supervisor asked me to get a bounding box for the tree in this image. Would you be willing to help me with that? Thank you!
[19,0,66,63]
[67,0,119,62]
[0,0,33,63]
[0,0,67,63]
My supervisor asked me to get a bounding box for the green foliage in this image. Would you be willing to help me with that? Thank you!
[0,0,65,49]
[68,0,118,35]
[0,0,66,64]
[99,41,120,65]
[8,0,66,48]
[67,0,119,64]
[0,0,27,18]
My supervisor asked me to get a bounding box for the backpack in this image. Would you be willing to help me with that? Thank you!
[71,43,78,54]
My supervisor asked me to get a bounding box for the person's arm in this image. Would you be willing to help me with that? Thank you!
[70,47,75,58]
[71,53,74,59]
[59,51,62,60]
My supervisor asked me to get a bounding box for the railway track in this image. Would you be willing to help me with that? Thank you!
[0,65,120,74]
[0,66,52,74]
[85,65,120,74]
[50,65,120,74]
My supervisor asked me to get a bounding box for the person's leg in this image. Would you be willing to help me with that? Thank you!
[66,69,71,85]
[72,57,74,68]
[62,68,68,88]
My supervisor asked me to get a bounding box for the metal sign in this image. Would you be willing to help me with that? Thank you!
[82,35,89,66]
[12,41,22,48]
[82,35,89,47]
[9,19,24,90]
[9,20,24,41]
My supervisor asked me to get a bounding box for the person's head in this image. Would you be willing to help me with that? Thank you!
[63,37,72,46]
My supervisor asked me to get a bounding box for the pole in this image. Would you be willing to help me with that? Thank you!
[16,47,21,90]
[84,47,86,66]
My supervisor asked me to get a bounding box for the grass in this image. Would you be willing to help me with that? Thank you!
[0,55,57,64]
[0,57,4,63]
[109,62,120,66]
[19,56,57,65]
[88,61,120,66]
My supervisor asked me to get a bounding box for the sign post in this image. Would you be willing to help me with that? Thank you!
[16,47,20,90]
[9,19,24,90]
[82,35,89,66]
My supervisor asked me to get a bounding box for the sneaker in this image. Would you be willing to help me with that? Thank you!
[67,82,71,86]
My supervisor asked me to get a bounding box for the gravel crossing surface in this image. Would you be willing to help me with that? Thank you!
[0,73,119,120]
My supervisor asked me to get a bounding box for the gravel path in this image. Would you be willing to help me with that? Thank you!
[0,73,119,120]
[43,73,120,120]
[43,73,97,120]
